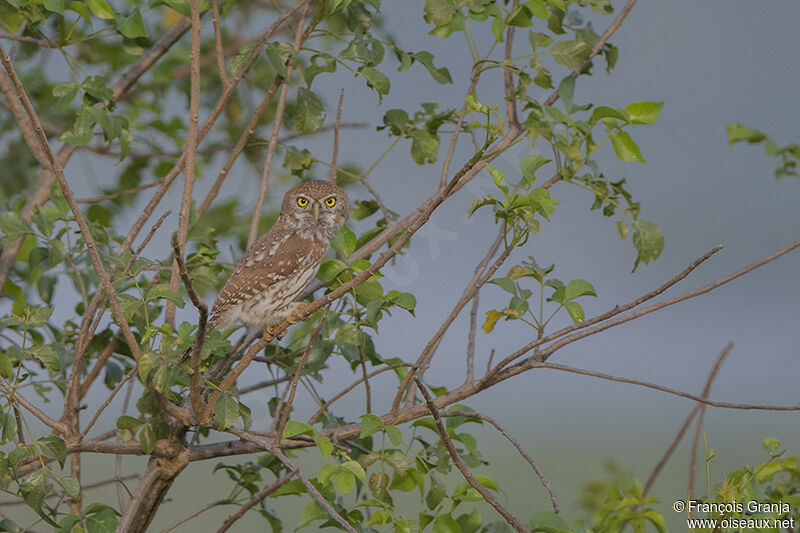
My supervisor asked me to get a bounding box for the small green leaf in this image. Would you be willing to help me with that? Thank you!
[333,470,355,494]
[360,67,391,98]
[616,220,629,239]
[564,279,596,300]
[145,284,184,306]
[330,226,357,258]
[385,425,404,447]
[86,0,114,19]
[294,88,325,134]
[525,0,549,19]
[317,259,349,283]
[564,301,584,324]
[231,42,257,77]
[116,10,148,38]
[519,155,550,186]
[610,131,646,162]
[0,213,34,244]
[38,435,68,468]
[727,123,767,144]
[265,41,296,77]
[283,420,315,438]
[29,345,60,373]
[433,514,460,533]
[411,51,452,84]
[409,129,440,165]
[315,436,333,460]
[489,277,517,296]
[213,392,239,430]
[360,413,383,438]
[341,460,366,483]
[624,101,663,125]
[631,220,664,271]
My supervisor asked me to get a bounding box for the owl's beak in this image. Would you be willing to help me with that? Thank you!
[312,204,320,221]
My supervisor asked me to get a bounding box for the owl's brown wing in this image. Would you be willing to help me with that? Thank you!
[210,225,324,321]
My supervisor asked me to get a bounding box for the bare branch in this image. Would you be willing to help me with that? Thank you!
[642,343,732,499]
[274,308,328,446]
[161,500,232,533]
[216,471,295,532]
[331,89,344,183]
[415,378,531,533]
[79,367,137,440]
[443,411,558,514]
[247,3,310,248]
[211,0,228,84]
[0,376,66,433]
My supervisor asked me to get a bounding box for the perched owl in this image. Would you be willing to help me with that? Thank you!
[182,179,348,361]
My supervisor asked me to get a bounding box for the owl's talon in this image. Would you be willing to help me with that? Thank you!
[287,303,308,325]
[264,325,288,340]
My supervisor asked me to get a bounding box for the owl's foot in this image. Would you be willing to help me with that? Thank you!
[264,324,288,340]
[286,302,308,325]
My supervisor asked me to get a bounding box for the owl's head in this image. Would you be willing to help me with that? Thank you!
[280,179,349,238]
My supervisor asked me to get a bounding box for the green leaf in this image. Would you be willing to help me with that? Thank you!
[84,507,118,533]
[550,39,592,71]
[616,220,629,239]
[411,51,452,84]
[624,101,663,125]
[591,105,629,124]
[563,301,584,324]
[564,279,596,300]
[360,413,383,438]
[631,220,664,271]
[482,310,504,333]
[727,123,767,144]
[519,155,550,186]
[341,460,366,483]
[283,420,315,438]
[0,213,34,244]
[29,345,60,373]
[317,259,349,283]
[333,470,355,494]
[116,10,148,38]
[489,277,517,296]
[265,41,296,77]
[145,284,184,307]
[529,510,571,533]
[433,514,460,533]
[137,424,156,454]
[610,131,646,162]
[360,67,390,98]
[457,508,483,533]
[473,474,499,491]
[315,436,333,460]
[525,0,549,19]
[38,435,68,467]
[86,0,114,19]
[214,392,239,430]
[330,226,357,258]
[53,475,81,498]
[487,164,507,194]
[294,88,325,134]
[231,42,257,77]
[385,425,404,447]
[424,0,457,26]
[409,129,440,165]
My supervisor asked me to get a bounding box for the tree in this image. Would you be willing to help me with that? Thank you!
[0,1,798,531]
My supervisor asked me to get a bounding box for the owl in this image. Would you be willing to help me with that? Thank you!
[182,180,348,361]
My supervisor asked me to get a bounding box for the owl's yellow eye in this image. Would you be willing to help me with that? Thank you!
[296,197,309,207]
[324,197,337,207]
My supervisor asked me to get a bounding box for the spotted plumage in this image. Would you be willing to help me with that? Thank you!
[183,180,348,361]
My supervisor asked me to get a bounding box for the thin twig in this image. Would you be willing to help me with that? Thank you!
[488,245,724,377]
[79,367,137,440]
[687,343,733,506]
[331,89,344,183]
[274,307,328,446]
[247,3,310,248]
[394,226,507,411]
[1,369,66,434]
[165,0,204,329]
[642,343,732,499]
[307,363,418,425]
[161,500,232,533]
[211,0,228,84]
[75,180,163,204]
[172,233,208,421]
[358,345,372,414]
[415,378,531,533]
[198,78,281,215]
[442,411,558,514]
[216,471,295,532]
